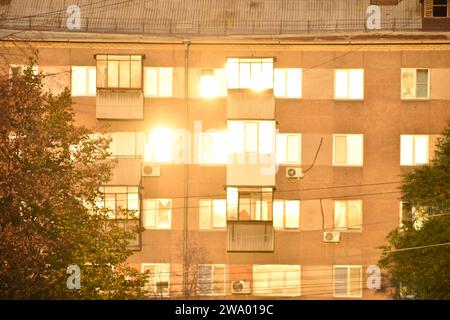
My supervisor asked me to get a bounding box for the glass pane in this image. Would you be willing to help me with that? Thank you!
[259,121,274,154]
[88,68,96,95]
[334,135,347,164]
[400,135,414,165]
[349,69,364,99]
[96,61,107,88]
[127,193,139,218]
[213,266,225,294]
[286,68,302,98]
[199,200,212,229]
[273,201,284,228]
[349,267,362,296]
[251,62,263,90]
[110,132,136,156]
[285,200,300,228]
[335,70,348,98]
[226,187,238,220]
[200,134,213,163]
[261,61,274,89]
[334,201,347,229]
[119,60,130,88]
[226,59,239,89]
[213,200,226,228]
[104,194,116,218]
[274,69,286,96]
[244,122,258,153]
[107,60,119,88]
[239,195,251,220]
[144,200,156,227]
[261,189,273,221]
[157,199,171,229]
[239,63,251,88]
[158,68,173,97]
[130,60,142,89]
[197,265,212,294]
[116,193,128,212]
[227,121,244,153]
[276,134,287,164]
[71,67,87,96]
[414,135,429,164]
[347,200,362,229]
[401,69,415,98]
[145,68,158,96]
[335,267,348,296]
[286,135,300,163]
[347,135,363,165]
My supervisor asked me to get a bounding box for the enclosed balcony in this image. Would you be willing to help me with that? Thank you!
[226,187,274,252]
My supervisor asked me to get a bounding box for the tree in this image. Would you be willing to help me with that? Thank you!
[379,122,450,300]
[0,58,148,299]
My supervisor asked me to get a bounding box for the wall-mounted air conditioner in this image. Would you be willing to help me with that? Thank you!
[323,231,341,243]
[286,167,304,179]
[142,163,160,177]
[231,280,251,294]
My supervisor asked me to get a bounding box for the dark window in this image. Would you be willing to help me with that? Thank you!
[433,0,448,17]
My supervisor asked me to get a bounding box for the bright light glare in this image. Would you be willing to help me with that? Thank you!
[200,75,217,98]
[147,128,173,163]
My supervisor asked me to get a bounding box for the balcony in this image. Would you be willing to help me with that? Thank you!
[96,89,144,120]
[106,218,141,251]
[227,221,274,252]
[227,89,275,120]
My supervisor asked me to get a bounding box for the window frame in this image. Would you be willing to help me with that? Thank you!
[71,66,96,97]
[226,57,274,90]
[400,134,430,166]
[143,199,172,230]
[273,200,300,230]
[98,186,140,220]
[95,54,143,90]
[332,134,364,167]
[253,264,301,297]
[333,265,363,298]
[144,67,174,97]
[334,69,364,100]
[333,200,363,231]
[432,0,448,17]
[400,68,430,100]
[141,263,170,298]
[198,132,228,165]
[196,264,226,296]
[227,120,275,155]
[276,133,302,165]
[198,199,227,230]
[226,187,274,222]
[273,68,303,99]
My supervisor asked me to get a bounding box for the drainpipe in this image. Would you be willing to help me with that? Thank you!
[182,38,190,298]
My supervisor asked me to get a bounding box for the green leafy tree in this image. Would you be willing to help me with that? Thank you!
[0,58,148,299]
[379,122,450,300]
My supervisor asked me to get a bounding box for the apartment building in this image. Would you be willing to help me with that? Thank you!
[1,0,450,299]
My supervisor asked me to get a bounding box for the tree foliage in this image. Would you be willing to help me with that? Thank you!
[379,122,450,300]
[0,58,148,299]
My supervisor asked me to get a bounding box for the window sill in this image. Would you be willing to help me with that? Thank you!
[199,228,227,232]
[333,229,362,233]
[400,98,430,101]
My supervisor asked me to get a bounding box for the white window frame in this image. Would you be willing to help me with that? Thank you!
[144,67,173,97]
[143,199,172,230]
[197,264,226,296]
[273,200,300,230]
[401,68,430,100]
[198,132,228,165]
[227,120,275,155]
[274,68,302,98]
[334,69,364,100]
[199,68,227,98]
[226,57,274,90]
[253,265,301,297]
[108,132,145,158]
[276,133,302,165]
[199,199,227,230]
[333,200,363,231]
[399,202,427,230]
[98,186,140,219]
[333,265,363,298]
[71,66,96,96]
[400,135,429,166]
[141,263,170,298]
[333,134,364,167]
[9,64,38,78]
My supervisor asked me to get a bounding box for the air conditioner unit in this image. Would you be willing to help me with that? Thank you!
[323,231,341,243]
[231,280,251,294]
[142,163,160,177]
[286,167,304,179]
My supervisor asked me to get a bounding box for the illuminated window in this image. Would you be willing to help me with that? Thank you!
[198,132,228,164]
[401,68,429,99]
[141,263,170,297]
[197,264,225,296]
[400,202,428,230]
[199,68,227,98]
[276,134,301,164]
[145,128,174,163]
[227,187,273,221]
[334,200,362,230]
[96,55,142,89]
[273,200,300,229]
[199,199,226,229]
[108,132,145,157]
[334,69,364,100]
[143,199,171,229]
[334,265,362,298]
[253,265,301,297]
[400,135,429,166]
[333,134,364,166]
[71,66,96,96]
[274,68,302,98]
[144,67,173,97]
[226,58,273,90]
[98,186,139,219]
[227,120,275,154]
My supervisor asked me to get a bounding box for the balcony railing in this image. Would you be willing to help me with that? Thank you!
[96,89,144,120]
[227,220,274,252]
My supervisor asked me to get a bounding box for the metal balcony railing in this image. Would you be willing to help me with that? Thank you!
[227,220,274,252]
